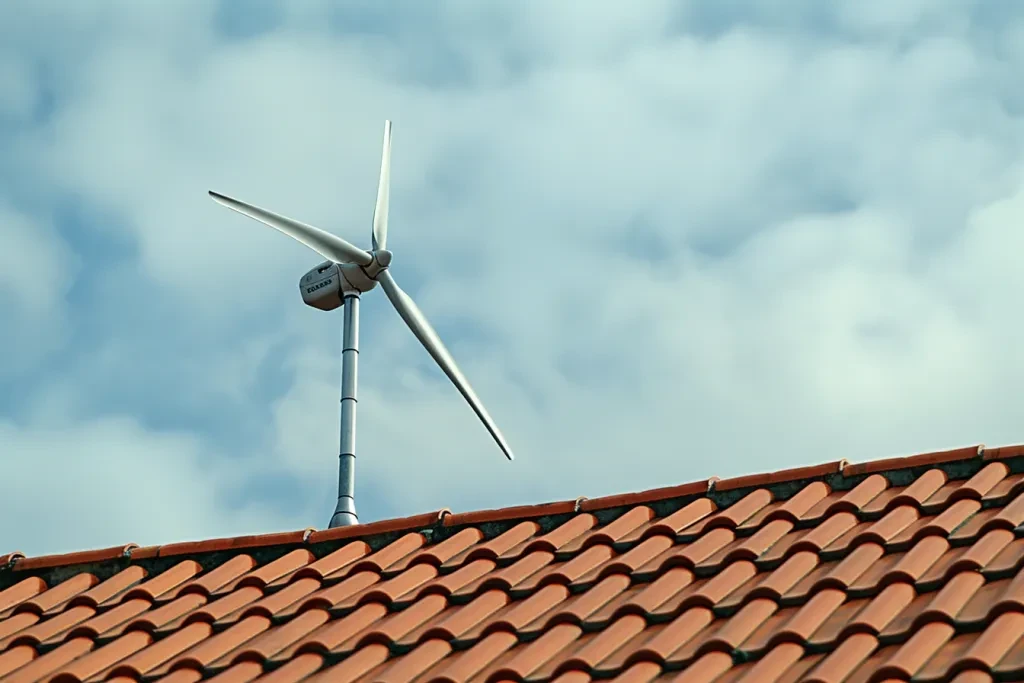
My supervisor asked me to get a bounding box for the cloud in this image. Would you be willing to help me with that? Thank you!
[0,411,286,557]
[1,1,1024,555]
[0,56,36,122]
[0,199,77,380]
[0,202,70,315]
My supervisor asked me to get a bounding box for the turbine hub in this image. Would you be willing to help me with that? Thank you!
[374,249,393,268]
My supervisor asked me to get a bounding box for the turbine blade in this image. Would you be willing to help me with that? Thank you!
[377,270,515,461]
[209,191,372,266]
[372,120,392,251]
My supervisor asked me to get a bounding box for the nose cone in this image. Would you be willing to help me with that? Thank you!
[375,250,393,268]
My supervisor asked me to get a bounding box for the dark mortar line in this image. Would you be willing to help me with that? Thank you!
[986,496,1017,511]
[139,545,305,580]
[250,657,287,675]
[951,531,994,549]
[315,647,375,676]
[1001,456,1024,476]
[946,515,980,541]
[431,513,582,549]
[996,665,1024,682]
[13,557,135,591]
[871,614,993,650]
[200,661,231,678]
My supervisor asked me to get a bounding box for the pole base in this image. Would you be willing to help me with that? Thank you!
[329,496,358,528]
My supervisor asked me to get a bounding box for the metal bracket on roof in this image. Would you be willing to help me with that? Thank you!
[574,497,588,513]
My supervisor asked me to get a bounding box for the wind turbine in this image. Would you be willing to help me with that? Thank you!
[209,120,514,528]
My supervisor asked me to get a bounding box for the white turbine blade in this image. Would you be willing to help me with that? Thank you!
[209,191,373,266]
[372,120,392,251]
[377,270,515,461]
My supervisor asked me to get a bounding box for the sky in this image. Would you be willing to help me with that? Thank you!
[1,1,1023,557]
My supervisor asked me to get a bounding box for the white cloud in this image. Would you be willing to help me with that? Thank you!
[0,57,36,121]
[0,202,71,314]
[2,1,1024,554]
[0,201,77,379]
[0,413,285,557]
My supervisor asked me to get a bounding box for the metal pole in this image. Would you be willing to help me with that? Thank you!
[329,293,360,528]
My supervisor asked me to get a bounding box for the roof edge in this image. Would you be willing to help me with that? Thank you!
[2,441,1019,589]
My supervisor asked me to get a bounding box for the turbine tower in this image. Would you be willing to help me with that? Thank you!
[209,120,514,528]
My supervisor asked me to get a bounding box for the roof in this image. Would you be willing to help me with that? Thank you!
[2,444,1024,683]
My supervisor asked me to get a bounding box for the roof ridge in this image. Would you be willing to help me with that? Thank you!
[2,441,1020,586]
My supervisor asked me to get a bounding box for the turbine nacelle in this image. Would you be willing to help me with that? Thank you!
[299,250,393,311]
[300,261,343,311]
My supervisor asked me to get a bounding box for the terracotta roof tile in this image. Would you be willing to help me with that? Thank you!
[715,460,845,492]
[5,442,1024,681]
[983,445,1024,461]
[579,479,715,512]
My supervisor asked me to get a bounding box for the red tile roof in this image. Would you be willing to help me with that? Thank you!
[3,443,1024,682]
